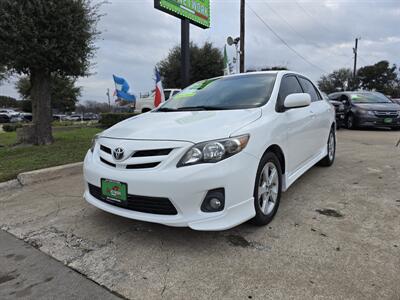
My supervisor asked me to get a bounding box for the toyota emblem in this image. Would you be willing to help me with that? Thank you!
[113,147,125,160]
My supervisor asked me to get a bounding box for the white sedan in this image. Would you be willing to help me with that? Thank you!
[84,71,336,231]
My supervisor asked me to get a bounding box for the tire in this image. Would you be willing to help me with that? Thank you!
[252,152,282,226]
[319,128,336,167]
[346,114,355,129]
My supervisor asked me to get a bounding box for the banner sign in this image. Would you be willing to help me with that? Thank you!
[154,0,210,29]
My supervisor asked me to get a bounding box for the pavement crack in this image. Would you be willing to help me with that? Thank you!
[160,240,173,297]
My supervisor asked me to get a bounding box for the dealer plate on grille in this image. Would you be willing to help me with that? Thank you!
[101,179,127,202]
[384,118,393,124]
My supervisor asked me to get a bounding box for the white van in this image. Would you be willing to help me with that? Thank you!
[135,89,181,113]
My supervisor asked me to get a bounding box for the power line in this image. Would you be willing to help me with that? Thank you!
[246,3,328,74]
[263,1,349,59]
[358,55,369,65]
[294,0,335,35]
[263,1,317,48]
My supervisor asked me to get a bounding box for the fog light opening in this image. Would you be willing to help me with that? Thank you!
[201,189,225,213]
[209,198,222,210]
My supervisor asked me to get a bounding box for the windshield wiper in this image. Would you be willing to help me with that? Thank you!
[157,106,232,112]
[176,106,231,111]
[156,107,178,112]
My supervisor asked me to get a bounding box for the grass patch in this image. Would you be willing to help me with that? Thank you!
[0,127,102,182]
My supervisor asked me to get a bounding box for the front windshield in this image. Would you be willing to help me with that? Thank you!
[350,92,392,103]
[157,74,277,111]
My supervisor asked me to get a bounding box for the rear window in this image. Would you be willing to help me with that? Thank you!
[350,93,391,103]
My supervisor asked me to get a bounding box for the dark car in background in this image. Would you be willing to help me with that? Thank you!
[328,91,400,129]
[0,114,10,123]
[322,92,345,129]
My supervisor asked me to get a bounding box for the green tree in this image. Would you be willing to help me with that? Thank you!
[0,0,101,145]
[0,66,6,83]
[247,66,288,72]
[0,96,18,108]
[318,68,354,94]
[158,42,224,88]
[16,76,82,113]
[357,60,400,97]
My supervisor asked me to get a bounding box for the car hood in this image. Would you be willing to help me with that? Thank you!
[101,109,262,143]
[353,103,400,111]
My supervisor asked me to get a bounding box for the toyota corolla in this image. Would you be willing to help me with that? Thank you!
[84,71,336,231]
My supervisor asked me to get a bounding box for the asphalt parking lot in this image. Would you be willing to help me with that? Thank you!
[1,130,399,299]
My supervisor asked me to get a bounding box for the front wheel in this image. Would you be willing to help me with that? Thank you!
[319,129,336,167]
[346,114,355,129]
[252,152,282,226]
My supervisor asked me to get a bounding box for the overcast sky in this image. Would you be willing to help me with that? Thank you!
[1,0,399,103]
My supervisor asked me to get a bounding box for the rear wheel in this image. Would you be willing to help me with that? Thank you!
[252,152,282,226]
[319,128,336,167]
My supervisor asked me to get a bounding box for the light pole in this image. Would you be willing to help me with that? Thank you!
[353,37,361,90]
[227,36,241,74]
[106,88,111,111]
[240,0,245,73]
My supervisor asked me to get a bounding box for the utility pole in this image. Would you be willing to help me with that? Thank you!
[353,38,359,88]
[181,19,190,88]
[106,88,111,111]
[240,0,245,73]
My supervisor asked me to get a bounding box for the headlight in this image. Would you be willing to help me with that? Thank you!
[357,109,374,116]
[177,135,250,167]
[90,135,99,153]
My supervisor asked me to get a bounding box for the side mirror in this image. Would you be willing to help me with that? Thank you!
[284,93,311,109]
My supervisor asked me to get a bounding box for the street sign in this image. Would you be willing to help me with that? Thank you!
[154,0,210,29]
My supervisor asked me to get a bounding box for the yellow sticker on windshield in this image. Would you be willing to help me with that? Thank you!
[174,91,196,99]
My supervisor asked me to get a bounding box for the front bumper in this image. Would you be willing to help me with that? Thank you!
[83,147,259,231]
[356,114,400,127]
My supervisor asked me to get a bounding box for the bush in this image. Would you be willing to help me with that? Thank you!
[52,121,77,127]
[99,113,139,128]
[2,123,22,132]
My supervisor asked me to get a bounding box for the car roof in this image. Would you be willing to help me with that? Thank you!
[329,91,381,96]
[223,70,300,78]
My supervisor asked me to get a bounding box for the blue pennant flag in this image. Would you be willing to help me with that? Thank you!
[113,75,136,102]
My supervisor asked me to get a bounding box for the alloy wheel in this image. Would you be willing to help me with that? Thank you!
[328,132,335,161]
[347,115,353,129]
[258,162,279,215]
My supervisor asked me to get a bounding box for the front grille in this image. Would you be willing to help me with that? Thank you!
[126,162,160,169]
[100,145,112,154]
[374,111,398,117]
[99,157,160,169]
[88,184,178,215]
[100,157,116,168]
[132,149,173,157]
[99,145,174,170]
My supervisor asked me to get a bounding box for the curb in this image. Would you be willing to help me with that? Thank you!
[0,162,83,193]
[0,179,22,192]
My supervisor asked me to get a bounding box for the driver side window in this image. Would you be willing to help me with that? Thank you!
[277,76,303,112]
